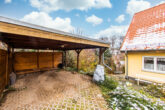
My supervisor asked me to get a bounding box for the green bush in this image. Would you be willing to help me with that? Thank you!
[66,49,98,73]
[98,77,118,92]
[66,67,77,72]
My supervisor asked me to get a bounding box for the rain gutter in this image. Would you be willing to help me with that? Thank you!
[125,50,128,79]
[102,49,112,71]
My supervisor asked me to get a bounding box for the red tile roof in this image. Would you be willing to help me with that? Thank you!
[121,3,165,51]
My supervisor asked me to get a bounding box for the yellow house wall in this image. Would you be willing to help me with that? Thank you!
[126,51,165,83]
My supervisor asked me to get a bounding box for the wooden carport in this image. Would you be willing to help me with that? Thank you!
[0,16,109,92]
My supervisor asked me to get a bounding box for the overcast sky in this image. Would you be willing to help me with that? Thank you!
[0,0,165,39]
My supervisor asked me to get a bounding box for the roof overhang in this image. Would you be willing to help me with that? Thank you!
[0,16,109,50]
[120,49,165,53]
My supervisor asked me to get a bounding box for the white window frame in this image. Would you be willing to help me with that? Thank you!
[142,56,165,74]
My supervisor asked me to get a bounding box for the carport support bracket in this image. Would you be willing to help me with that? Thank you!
[75,49,82,72]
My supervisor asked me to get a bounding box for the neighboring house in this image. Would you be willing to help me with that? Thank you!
[120,3,165,84]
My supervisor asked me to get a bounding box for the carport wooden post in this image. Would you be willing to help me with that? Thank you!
[63,51,67,69]
[52,50,54,68]
[99,48,106,65]
[75,49,82,72]
[6,45,11,85]
[37,49,39,69]
[11,47,14,72]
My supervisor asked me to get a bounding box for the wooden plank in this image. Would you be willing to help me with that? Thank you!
[39,52,53,69]
[0,49,7,95]
[14,52,62,74]
[52,51,54,68]
[14,52,38,71]
[16,68,57,75]
[37,50,39,69]
[54,52,62,68]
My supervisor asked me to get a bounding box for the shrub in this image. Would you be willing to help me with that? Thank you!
[66,51,76,68]
[98,77,118,93]
[109,86,165,110]
[66,67,77,72]
[80,49,98,73]
[143,84,165,98]
[66,49,98,73]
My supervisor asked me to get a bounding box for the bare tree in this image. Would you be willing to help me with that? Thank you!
[72,28,83,36]
[109,36,117,49]
[119,36,124,48]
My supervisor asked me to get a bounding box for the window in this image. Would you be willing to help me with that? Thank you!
[157,58,165,71]
[142,56,165,73]
[144,57,154,70]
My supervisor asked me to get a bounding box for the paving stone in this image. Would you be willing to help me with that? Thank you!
[0,70,110,110]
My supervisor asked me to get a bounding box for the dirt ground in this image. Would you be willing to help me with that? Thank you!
[0,70,109,110]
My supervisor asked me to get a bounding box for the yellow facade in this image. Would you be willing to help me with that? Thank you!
[126,51,165,83]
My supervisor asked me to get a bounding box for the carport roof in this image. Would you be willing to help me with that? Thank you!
[0,16,109,50]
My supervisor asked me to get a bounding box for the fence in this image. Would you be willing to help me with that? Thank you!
[0,50,63,95]
[0,49,8,95]
[14,52,62,74]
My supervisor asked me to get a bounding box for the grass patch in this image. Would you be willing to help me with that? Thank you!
[97,76,118,92]
[143,84,165,98]
[65,67,77,72]
[109,86,165,110]
[97,76,118,102]
[97,76,165,110]
[79,70,93,77]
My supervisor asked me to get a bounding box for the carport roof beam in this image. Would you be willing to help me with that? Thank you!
[0,16,109,50]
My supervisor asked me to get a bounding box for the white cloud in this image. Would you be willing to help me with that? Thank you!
[115,14,125,23]
[95,25,128,38]
[86,15,103,26]
[30,0,112,12]
[126,0,151,16]
[4,0,11,3]
[21,11,75,32]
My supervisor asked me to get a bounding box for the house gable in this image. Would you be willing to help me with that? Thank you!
[121,3,165,51]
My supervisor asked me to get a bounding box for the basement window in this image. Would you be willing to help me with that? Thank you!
[142,56,165,73]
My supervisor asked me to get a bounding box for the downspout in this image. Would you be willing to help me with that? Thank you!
[102,49,112,71]
[125,50,128,79]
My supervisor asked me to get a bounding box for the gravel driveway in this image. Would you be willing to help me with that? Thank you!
[0,70,109,110]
